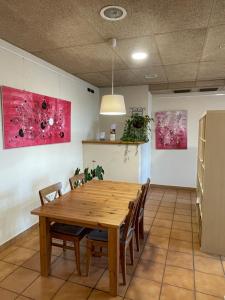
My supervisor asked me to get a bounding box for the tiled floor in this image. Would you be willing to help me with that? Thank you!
[0,187,225,299]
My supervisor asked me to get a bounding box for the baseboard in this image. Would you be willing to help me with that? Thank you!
[0,223,39,251]
[150,183,196,192]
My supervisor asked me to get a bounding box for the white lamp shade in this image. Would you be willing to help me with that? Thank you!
[100,94,126,115]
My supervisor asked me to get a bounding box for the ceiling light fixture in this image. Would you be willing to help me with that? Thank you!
[100,6,127,21]
[100,39,126,116]
[144,74,158,79]
[132,52,148,60]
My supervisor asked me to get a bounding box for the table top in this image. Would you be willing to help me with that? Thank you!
[31,180,141,229]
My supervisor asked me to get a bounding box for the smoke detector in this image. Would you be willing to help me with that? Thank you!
[100,6,127,21]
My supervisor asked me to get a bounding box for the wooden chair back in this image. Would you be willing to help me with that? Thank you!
[69,173,85,190]
[121,192,141,243]
[141,178,150,209]
[39,182,62,206]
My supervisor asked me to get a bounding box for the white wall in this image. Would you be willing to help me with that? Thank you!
[0,39,99,246]
[151,93,225,188]
[99,85,149,139]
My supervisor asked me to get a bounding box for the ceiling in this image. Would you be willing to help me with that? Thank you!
[1,0,225,90]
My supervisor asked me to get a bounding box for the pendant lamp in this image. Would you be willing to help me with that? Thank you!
[100,39,126,115]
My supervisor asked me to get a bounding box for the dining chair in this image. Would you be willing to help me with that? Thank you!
[69,173,85,190]
[85,192,141,285]
[39,182,87,275]
[134,178,150,251]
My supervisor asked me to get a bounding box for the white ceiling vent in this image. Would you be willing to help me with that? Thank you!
[100,6,127,21]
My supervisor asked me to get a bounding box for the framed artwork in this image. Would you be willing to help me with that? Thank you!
[155,110,187,149]
[1,86,71,149]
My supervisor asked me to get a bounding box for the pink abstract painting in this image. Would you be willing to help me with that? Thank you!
[2,86,71,149]
[155,110,187,149]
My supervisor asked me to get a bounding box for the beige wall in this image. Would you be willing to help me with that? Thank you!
[99,85,150,139]
[0,39,99,246]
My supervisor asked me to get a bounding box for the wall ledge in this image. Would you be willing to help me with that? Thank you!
[82,140,146,145]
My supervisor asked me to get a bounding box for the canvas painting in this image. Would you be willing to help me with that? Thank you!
[2,86,71,149]
[155,110,187,149]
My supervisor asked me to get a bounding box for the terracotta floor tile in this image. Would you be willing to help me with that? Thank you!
[195,292,222,300]
[0,246,19,260]
[194,256,224,276]
[147,235,169,249]
[88,289,122,300]
[144,210,156,218]
[163,265,194,290]
[16,296,32,300]
[175,208,191,216]
[150,225,171,238]
[51,257,75,280]
[53,281,91,300]
[157,206,174,213]
[174,214,191,223]
[51,246,63,257]
[23,275,64,299]
[160,201,176,208]
[222,260,225,272]
[153,219,172,228]
[0,261,18,281]
[170,229,193,242]
[193,232,199,243]
[176,203,191,210]
[16,235,40,251]
[3,247,36,266]
[195,271,225,298]
[155,212,173,221]
[22,252,58,272]
[169,239,193,254]
[125,276,161,300]
[160,284,194,300]
[143,217,154,226]
[141,246,167,264]
[69,265,105,288]
[173,221,192,232]
[134,259,165,283]
[96,270,131,297]
[166,251,193,269]
[147,199,161,206]
[145,205,158,212]
[0,267,39,293]
[0,287,18,300]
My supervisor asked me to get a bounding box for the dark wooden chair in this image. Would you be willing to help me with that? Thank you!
[134,178,150,251]
[85,192,141,285]
[69,173,85,190]
[39,182,87,275]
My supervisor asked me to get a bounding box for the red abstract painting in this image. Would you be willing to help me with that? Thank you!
[2,86,71,149]
[155,110,187,150]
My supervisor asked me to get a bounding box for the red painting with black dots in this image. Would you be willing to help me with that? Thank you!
[2,86,71,149]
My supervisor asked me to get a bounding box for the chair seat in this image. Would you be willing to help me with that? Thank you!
[87,226,133,243]
[51,223,85,237]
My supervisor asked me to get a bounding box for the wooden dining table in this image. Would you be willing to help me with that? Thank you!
[31,180,141,296]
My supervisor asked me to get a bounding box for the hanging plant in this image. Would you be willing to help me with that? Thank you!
[74,166,104,182]
[121,114,154,143]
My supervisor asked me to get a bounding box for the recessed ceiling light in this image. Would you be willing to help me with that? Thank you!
[145,74,158,79]
[100,6,127,21]
[132,52,148,60]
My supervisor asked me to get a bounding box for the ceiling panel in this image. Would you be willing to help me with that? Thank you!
[77,0,154,40]
[201,25,225,62]
[209,0,225,26]
[165,63,198,82]
[0,0,103,51]
[76,72,111,87]
[0,0,225,89]
[114,36,162,68]
[156,29,206,65]
[149,0,213,33]
[198,61,225,80]
[35,43,127,74]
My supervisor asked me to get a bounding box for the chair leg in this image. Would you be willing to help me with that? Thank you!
[139,216,144,240]
[135,222,140,252]
[86,240,92,276]
[63,240,66,251]
[74,240,81,276]
[129,236,134,265]
[120,246,126,285]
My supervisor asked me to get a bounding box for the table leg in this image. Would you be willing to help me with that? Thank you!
[39,216,51,276]
[108,227,119,296]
